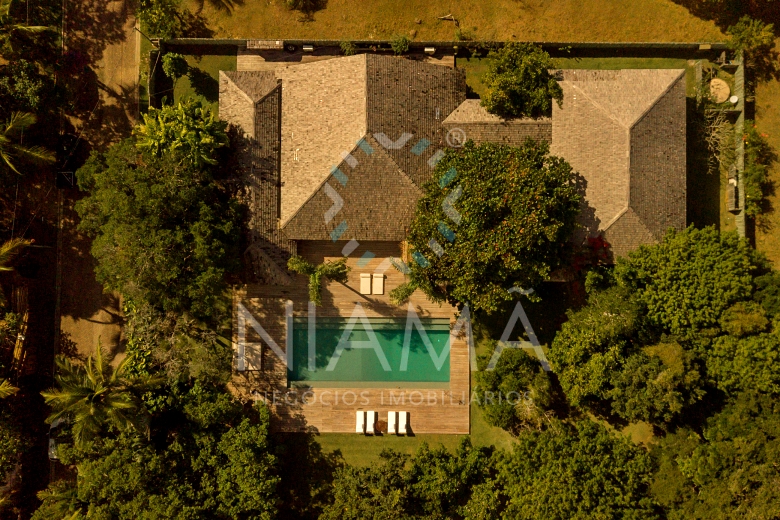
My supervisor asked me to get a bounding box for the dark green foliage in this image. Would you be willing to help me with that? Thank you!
[75,139,242,320]
[390,34,411,55]
[614,227,757,336]
[33,385,279,520]
[321,439,495,520]
[405,140,580,313]
[607,343,705,423]
[652,391,780,519]
[0,59,50,114]
[481,43,563,118]
[474,345,553,432]
[161,52,189,81]
[707,331,780,395]
[474,420,660,519]
[0,409,26,483]
[741,121,776,218]
[138,0,183,38]
[727,16,775,53]
[754,270,780,317]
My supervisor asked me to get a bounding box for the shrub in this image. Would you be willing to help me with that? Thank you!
[161,52,189,81]
[339,40,356,56]
[390,34,411,55]
[742,121,776,218]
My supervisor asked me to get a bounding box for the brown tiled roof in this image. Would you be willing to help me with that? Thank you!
[220,71,294,284]
[442,100,552,146]
[282,134,421,241]
[550,69,686,256]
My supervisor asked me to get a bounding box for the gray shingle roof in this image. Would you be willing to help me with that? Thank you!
[442,99,552,146]
[550,69,687,256]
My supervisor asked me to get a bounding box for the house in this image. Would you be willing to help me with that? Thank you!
[220,54,686,434]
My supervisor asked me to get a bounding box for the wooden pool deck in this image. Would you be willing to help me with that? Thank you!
[231,241,471,434]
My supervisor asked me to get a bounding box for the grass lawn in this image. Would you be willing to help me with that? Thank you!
[194,0,723,42]
[172,54,238,115]
[755,76,780,266]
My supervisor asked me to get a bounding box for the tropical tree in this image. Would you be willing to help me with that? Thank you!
[133,100,228,169]
[75,138,242,320]
[396,140,580,314]
[0,112,55,174]
[0,237,29,271]
[0,0,53,57]
[40,347,162,448]
[481,42,563,118]
[287,256,350,306]
[0,379,16,399]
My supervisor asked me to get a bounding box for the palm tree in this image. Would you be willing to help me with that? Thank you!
[0,379,17,398]
[287,256,350,306]
[0,113,55,175]
[41,347,162,448]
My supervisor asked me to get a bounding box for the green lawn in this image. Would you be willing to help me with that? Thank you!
[172,54,237,115]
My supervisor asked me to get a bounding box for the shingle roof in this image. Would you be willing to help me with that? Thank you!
[549,69,687,257]
[282,134,422,241]
[442,99,552,146]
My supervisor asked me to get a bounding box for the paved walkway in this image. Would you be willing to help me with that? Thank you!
[58,0,139,361]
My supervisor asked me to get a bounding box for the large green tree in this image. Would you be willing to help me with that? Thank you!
[396,140,580,314]
[652,390,780,519]
[75,136,241,320]
[33,385,279,520]
[481,43,563,119]
[468,419,659,519]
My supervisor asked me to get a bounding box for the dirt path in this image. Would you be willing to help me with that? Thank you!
[58,0,139,361]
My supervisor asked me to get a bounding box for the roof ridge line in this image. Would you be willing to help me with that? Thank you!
[568,81,628,130]
[254,79,282,106]
[629,69,686,130]
[222,71,255,106]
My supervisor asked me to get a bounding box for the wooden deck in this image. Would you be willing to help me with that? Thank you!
[231,241,471,434]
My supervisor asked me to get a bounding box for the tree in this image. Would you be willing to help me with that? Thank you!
[469,419,660,519]
[0,0,53,58]
[134,100,228,169]
[75,138,242,320]
[652,391,780,519]
[0,237,29,271]
[614,226,757,337]
[321,439,495,520]
[398,140,580,314]
[474,345,554,432]
[0,59,50,113]
[0,112,54,175]
[726,16,778,84]
[40,347,162,448]
[137,0,182,39]
[481,42,563,119]
[161,52,189,82]
[287,256,350,306]
[33,386,279,520]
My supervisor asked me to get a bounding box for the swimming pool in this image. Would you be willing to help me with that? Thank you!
[288,317,451,383]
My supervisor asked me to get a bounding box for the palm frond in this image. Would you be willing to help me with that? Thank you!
[0,379,18,398]
[10,143,55,165]
[4,112,36,135]
[0,237,31,271]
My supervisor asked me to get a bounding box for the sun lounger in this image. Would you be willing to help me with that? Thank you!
[360,273,372,294]
[356,411,366,434]
[387,411,397,434]
[366,411,377,434]
[398,411,409,435]
[372,274,385,295]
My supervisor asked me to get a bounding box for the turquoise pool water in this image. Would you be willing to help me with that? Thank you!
[288,317,451,383]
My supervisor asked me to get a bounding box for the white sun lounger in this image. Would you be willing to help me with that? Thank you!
[398,411,409,435]
[387,411,397,434]
[360,273,372,294]
[372,274,385,295]
[356,411,366,434]
[366,411,377,434]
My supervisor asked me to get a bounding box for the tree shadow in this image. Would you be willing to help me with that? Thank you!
[670,0,780,33]
[62,0,131,67]
[187,67,219,102]
[287,0,329,22]
[192,0,246,14]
